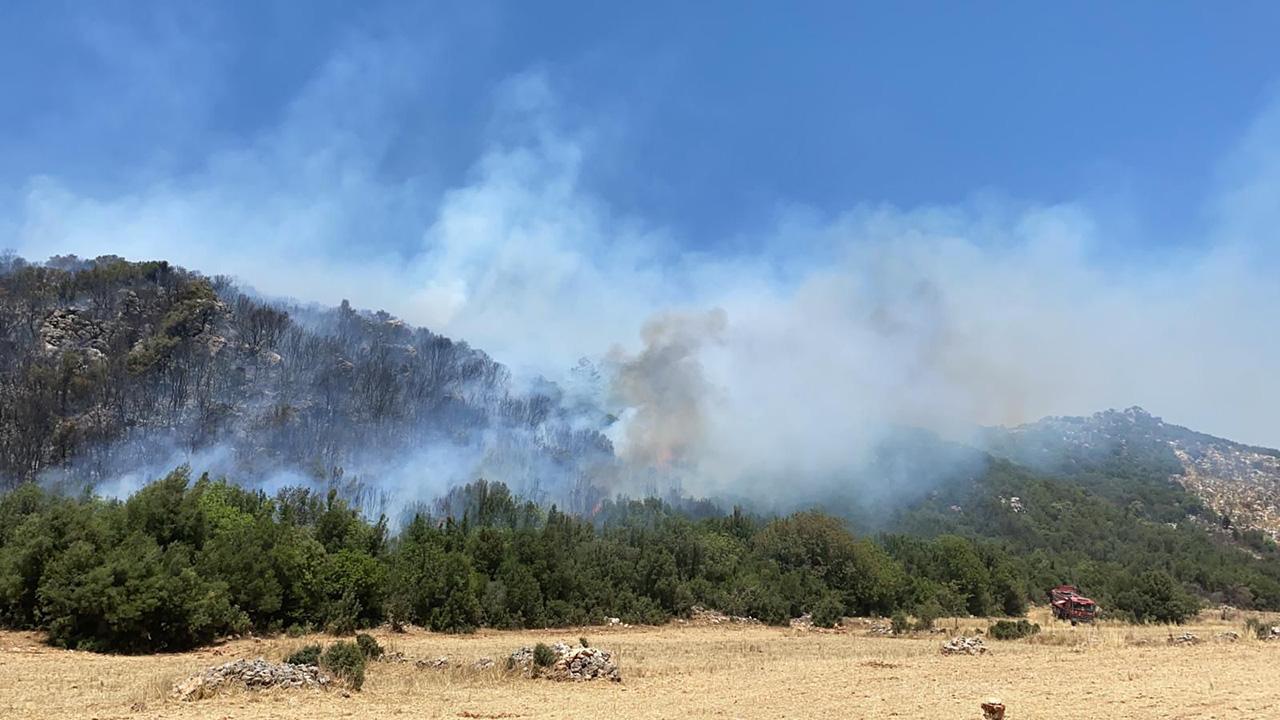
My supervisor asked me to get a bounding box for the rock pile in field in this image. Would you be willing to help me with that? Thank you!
[790,613,815,630]
[940,637,988,656]
[508,642,621,682]
[685,605,760,626]
[1167,632,1201,646]
[171,658,331,701]
[1215,631,1240,643]
[416,656,452,670]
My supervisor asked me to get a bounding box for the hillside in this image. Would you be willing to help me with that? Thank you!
[3,254,1280,632]
[985,407,1280,538]
[0,254,612,511]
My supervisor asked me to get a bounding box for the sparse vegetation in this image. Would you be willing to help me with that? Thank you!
[5,611,1276,719]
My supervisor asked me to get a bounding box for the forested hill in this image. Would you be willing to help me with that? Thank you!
[983,407,1280,538]
[0,254,613,509]
[4,254,1280,653]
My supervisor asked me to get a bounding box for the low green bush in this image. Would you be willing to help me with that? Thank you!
[285,643,323,666]
[532,642,557,668]
[810,595,844,629]
[890,611,911,635]
[321,640,367,690]
[988,619,1040,640]
[355,632,383,659]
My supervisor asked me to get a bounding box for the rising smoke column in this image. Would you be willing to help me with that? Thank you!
[606,309,727,488]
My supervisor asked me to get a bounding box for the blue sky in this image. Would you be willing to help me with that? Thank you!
[4,1,1278,248]
[3,1,1280,453]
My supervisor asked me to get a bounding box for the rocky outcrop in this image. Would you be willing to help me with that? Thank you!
[39,308,108,356]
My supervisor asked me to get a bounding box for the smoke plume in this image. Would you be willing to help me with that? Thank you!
[8,27,1280,511]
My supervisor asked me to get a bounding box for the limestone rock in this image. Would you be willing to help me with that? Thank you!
[171,658,331,701]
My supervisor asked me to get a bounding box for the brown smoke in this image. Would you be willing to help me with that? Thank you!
[608,308,727,472]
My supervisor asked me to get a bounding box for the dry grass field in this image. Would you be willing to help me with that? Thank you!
[2,607,1277,720]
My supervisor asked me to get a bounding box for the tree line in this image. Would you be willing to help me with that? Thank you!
[0,468,1216,654]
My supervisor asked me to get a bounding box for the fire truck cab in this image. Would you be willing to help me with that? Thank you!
[1049,584,1097,624]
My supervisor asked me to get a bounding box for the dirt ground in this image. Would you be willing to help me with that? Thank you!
[2,607,1276,720]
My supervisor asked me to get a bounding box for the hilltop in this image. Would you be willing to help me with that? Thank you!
[987,407,1280,538]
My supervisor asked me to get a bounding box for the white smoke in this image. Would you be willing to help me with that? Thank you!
[9,31,1280,506]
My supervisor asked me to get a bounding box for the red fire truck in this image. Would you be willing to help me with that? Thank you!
[1049,584,1098,624]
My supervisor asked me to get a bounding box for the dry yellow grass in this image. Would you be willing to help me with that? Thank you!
[1,608,1276,719]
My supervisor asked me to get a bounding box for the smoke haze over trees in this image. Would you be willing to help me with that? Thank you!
[0,254,613,512]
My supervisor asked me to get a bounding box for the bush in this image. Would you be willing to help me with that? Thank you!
[532,642,557,668]
[355,632,383,659]
[321,640,367,690]
[988,619,1040,640]
[1244,617,1273,639]
[285,644,322,666]
[890,611,911,635]
[324,590,362,636]
[578,636,590,648]
[1113,570,1200,624]
[811,594,844,629]
[39,533,244,653]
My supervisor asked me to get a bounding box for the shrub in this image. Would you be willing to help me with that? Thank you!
[890,611,911,635]
[285,623,312,638]
[385,593,411,633]
[532,642,557,668]
[988,619,1040,640]
[39,533,244,653]
[1244,617,1272,639]
[811,594,844,629]
[321,640,367,690]
[324,590,361,636]
[578,636,590,648]
[355,632,383,659]
[285,644,322,666]
[913,600,941,632]
[1113,570,1200,624]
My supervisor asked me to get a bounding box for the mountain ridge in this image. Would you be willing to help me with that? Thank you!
[986,406,1280,538]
